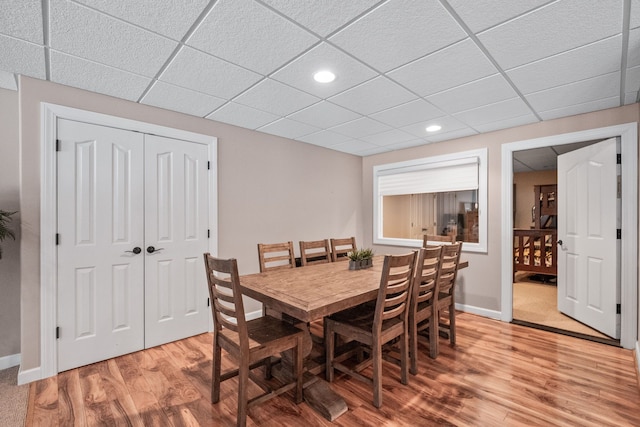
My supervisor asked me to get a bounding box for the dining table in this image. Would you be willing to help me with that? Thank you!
[239,254,468,420]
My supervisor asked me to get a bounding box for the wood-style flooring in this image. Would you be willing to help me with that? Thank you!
[26,312,640,426]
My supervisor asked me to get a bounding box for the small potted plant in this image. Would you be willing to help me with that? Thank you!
[0,210,17,260]
[347,248,374,270]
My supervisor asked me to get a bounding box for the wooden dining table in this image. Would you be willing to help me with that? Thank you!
[239,254,468,420]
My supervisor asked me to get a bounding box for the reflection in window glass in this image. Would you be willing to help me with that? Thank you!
[382,190,479,243]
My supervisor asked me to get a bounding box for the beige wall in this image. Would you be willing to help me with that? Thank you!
[513,170,557,229]
[362,104,640,317]
[0,88,21,360]
[17,77,363,372]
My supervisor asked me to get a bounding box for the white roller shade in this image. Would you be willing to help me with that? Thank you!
[378,157,479,196]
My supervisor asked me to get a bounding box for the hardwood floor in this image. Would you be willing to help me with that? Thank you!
[26,312,640,426]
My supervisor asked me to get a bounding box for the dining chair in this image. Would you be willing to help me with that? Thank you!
[422,234,456,246]
[409,246,443,374]
[299,239,331,266]
[435,242,462,348]
[203,253,304,427]
[329,236,357,262]
[324,251,417,408]
[257,241,296,272]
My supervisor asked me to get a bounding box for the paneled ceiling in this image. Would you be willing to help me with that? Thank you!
[2,0,639,156]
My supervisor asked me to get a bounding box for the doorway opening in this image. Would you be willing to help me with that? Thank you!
[500,123,638,350]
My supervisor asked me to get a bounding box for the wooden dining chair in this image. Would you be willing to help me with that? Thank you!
[257,241,296,272]
[203,253,304,427]
[329,236,357,262]
[435,242,462,348]
[422,234,455,246]
[299,239,331,266]
[409,246,443,374]
[325,251,417,408]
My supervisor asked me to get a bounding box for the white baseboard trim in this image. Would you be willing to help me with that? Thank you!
[455,303,501,320]
[0,353,21,370]
[17,366,42,385]
[246,309,263,321]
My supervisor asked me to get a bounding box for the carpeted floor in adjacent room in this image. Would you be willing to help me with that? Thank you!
[0,366,29,427]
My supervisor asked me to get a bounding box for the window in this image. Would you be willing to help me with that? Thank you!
[373,148,487,253]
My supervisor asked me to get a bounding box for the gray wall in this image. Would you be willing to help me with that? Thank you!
[0,88,21,360]
[16,76,363,372]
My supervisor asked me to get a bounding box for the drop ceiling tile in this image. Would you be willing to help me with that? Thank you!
[331,139,379,154]
[426,127,478,143]
[632,0,640,29]
[50,51,151,101]
[329,0,466,72]
[257,118,320,140]
[361,129,416,146]
[426,74,517,114]
[50,0,177,77]
[141,81,226,117]
[388,39,497,97]
[386,138,431,151]
[624,91,639,104]
[478,0,622,69]
[474,114,539,133]
[446,0,551,33]
[508,36,622,95]
[538,96,620,120]
[0,34,45,79]
[297,130,352,147]
[628,27,640,68]
[527,72,620,112]
[187,0,318,75]
[370,99,444,128]
[261,0,379,37]
[271,42,377,98]
[400,115,467,138]
[328,117,392,139]
[74,0,209,40]
[0,0,43,43]
[207,102,280,129]
[626,65,640,92]
[358,145,393,156]
[0,70,17,90]
[288,101,360,128]
[234,78,320,116]
[160,46,262,99]
[513,147,557,171]
[453,97,533,127]
[328,77,416,115]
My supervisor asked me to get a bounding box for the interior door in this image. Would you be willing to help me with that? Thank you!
[557,137,620,338]
[144,134,210,347]
[57,119,145,372]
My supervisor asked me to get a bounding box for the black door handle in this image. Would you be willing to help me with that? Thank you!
[125,247,142,254]
[557,240,563,246]
[147,246,164,254]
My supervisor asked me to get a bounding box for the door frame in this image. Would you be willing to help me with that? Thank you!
[39,103,218,379]
[500,122,637,350]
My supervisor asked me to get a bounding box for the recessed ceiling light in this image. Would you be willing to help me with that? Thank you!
[426,125,442,132]
[313,70,335,83]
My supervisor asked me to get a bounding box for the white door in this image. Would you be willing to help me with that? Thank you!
[144,134,210,347]
[57,119,145,371]
[58,121,210,371]
[557,137,620,338]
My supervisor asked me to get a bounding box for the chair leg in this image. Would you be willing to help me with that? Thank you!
[237,361,249,427]
[399,331,408,385]
[325,322,335,382]
[449,303,456,345]
[212,338,222,403]
[294,336,303,404]
[429,316,439,359]
[372,342,383,408]
[409,321,418,375]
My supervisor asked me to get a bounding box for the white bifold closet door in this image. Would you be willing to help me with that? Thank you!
[57,119,209,372]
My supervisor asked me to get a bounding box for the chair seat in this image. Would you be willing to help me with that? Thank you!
[220,316,303,350]
[328,306,403,336]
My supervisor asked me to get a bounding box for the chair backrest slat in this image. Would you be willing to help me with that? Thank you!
[374,252,417,326]
[299,239,331,266]
[412,246,442,309]
[437,243,462,297]
[330,237,357,262]
[258,241,296,272]
[422,234,455,247]
[203,253,248,347]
